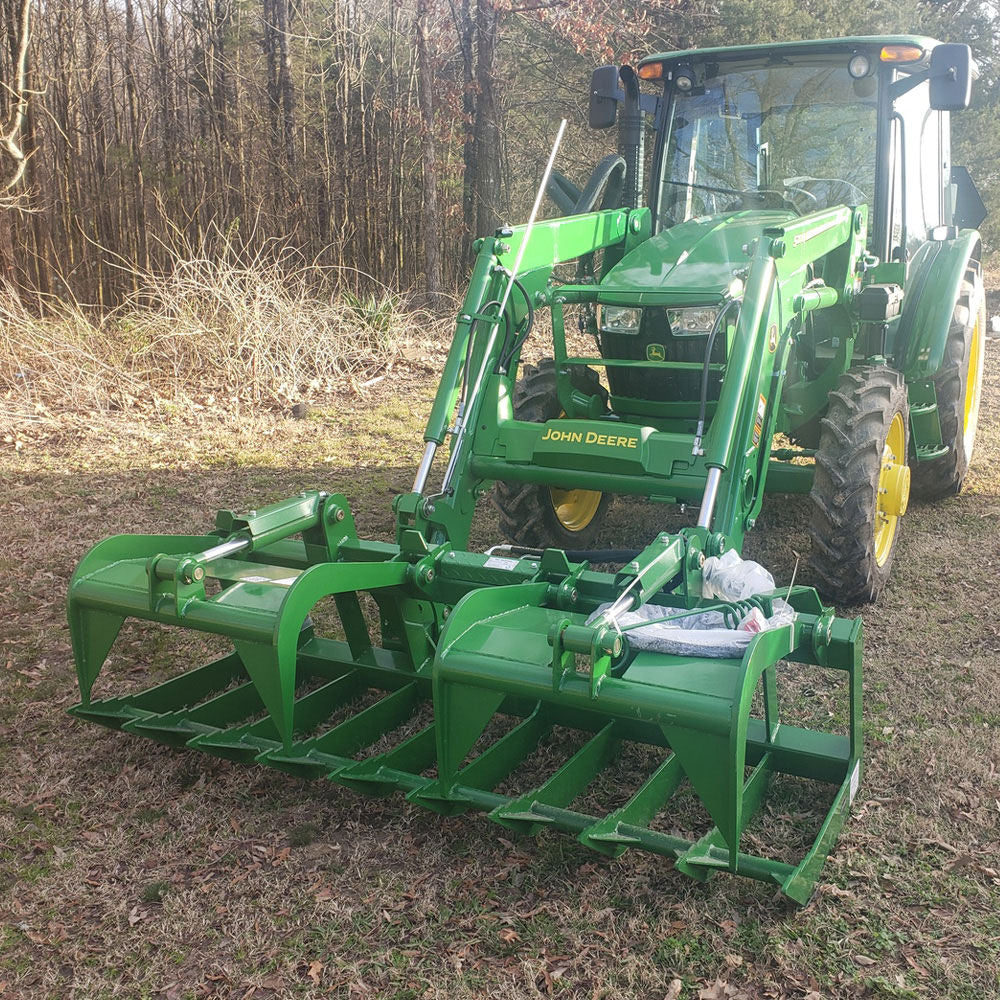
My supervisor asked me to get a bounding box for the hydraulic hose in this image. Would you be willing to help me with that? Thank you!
[692,299,741,456]
[458,299,509,416]
[498,276,535,372]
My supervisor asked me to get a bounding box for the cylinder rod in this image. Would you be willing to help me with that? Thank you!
[412,441,437,494]
[199,538,251,562]
[697,467,722,529]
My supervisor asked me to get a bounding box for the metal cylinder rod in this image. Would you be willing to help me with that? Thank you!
[697,467,722,529]
[199,537,252,562]
[412,441,437,494]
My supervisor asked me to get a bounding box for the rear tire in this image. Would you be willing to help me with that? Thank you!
[910,268,986,499]
[809,366,910,604]
[493,359,612,549]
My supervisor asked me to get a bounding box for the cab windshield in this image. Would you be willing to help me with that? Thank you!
[656,58,879,225]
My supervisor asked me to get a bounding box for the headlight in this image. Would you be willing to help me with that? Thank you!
[667,306,720,337]
[599,305,642,335]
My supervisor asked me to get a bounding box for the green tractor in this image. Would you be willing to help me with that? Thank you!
[493,35,986,603]
[67,36,984,903]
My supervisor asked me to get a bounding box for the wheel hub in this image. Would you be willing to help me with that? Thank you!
[549,486,603,532]
[874,412,909,566]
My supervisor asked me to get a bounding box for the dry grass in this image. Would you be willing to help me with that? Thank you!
[0,248,447,423]
[1,295,999,999]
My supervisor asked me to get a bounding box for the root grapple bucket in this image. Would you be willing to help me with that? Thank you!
[70,490,862,904]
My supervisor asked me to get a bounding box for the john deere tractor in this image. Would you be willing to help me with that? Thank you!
[67,36,984,903]
[494,35,986,603]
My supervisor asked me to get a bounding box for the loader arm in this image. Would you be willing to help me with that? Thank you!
[422,203,866,549]
[398,207,651,547]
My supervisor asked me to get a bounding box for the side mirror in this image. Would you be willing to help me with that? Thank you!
[929,44,973,111]
[589,66,621,129]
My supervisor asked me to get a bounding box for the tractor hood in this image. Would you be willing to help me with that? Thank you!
[598,210,795,306]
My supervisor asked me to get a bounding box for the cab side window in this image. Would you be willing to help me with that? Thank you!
[889,75,948,259]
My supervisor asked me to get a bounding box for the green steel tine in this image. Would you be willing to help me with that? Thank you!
[407,704,551,814]
[189,674,367,760]
[577,751,684,857]
[123,680,264,744]
[262,682,423,775]
[674,752,774,879]
[68,652,246,727]
[491,721,620,833]
[312,683,423,757]
[334,724,438,794]
[454,704,550,791]
[780,758,861,905]
[122,651,247,708]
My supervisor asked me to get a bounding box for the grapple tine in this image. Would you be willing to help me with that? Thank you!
[453,704,551,791]
[577,752,683,857]
[489,722,620,834]
[189,675,362,762]
[122,679,264,746]
[674,753,774,880]
[260,682,426,779]
[409,702,551,814]
[335,725,438,795]
[67,652,247,730]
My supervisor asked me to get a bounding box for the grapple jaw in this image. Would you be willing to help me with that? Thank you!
[418,572,862,904]
[68,497,862,905]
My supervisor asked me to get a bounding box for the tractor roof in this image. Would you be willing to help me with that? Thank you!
[639,35,941,71]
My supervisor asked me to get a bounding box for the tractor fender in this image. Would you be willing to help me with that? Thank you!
[895,229,981,380]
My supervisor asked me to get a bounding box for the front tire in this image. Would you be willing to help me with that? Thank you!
[910,268,986,499]
[493,360,611,549]
[810,366,911,604]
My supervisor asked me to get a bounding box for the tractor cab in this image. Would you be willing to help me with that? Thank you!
[559,37,986,604]
[598,37,985,259]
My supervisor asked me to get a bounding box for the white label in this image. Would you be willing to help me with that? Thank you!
[484,556,519,571]
[848,761,860,804]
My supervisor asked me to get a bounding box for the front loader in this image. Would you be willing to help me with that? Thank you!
[67,36,984,904]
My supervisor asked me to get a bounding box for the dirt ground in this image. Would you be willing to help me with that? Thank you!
[1,331,999,999]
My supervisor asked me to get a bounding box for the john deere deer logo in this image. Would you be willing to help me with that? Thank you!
[646,343,666,362]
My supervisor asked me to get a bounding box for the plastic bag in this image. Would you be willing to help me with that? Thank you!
[586,548,796,658]
[701,549,775,601]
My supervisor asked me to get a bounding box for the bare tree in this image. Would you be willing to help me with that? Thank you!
[0,0,695,302]
[1,0,31,200]
[416,0,443,301]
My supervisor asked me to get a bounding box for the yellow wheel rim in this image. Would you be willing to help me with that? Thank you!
[548,408,604,533]
[874,412,909,567]
[549,486,603,532]
[963,304,984,458]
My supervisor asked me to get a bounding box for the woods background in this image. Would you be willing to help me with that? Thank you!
[1,0,999,309]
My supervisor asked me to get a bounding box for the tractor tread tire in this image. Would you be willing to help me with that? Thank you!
[910,270,985,500]
[809,365,909,605]
[492,359,611,549]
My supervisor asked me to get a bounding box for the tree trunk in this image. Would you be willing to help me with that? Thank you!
[1,0,32,196]
[458,0,475,243]
[416,0,443,301]
[472,0,501,238]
